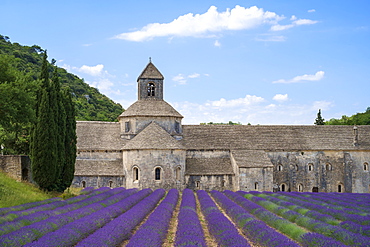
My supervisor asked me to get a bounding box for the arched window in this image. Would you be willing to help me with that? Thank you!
[298,184,303,192]
[338,183,344,193]
[155,167,161,180]
[254,182,259,190]
[308,163,314,171]
[147,82,155,96]
[176,167,181,181]
[221,180,226,187]
[281,183,286,192]
[196,181,200,188]
[364,162,369,171]
[277,164,283,171]
[81,181,86,188]
[109,180,113,188]
[326,163,332,171]
[133,167,139,181]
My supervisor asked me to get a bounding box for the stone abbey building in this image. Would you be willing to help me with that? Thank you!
[72,61,370,193]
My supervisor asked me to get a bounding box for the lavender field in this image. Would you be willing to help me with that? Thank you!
[1,187,370,247]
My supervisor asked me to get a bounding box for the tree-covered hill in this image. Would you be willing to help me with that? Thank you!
[326,107,370,125]
[0,35,124,155]
[0,35,124,121]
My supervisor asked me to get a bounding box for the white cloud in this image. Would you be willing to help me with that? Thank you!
[214,40,221,47]
[206,95,265,108]
[174,97,333,125]
[188,73,200,78]
[308,9,316,13]
[78,64,104,76]
[273,94,289,102]
[256,35,286,42]
[172,74,187,84]
[113,5,283,41]
[271,17,318,31]
[87,78,114,92]
[273,71,325,84]
[172,73,203,84]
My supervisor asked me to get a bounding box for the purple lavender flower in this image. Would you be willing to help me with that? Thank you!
[175,189,207,247]
[126,189,179,247]
[197,190,251,247]
[75,189,165,247]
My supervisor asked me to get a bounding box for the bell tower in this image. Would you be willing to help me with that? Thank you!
[137,59,164,101]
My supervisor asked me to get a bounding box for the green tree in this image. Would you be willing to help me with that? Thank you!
[31,88,58,190]
[314,109,325,125]
[60,87,77,191]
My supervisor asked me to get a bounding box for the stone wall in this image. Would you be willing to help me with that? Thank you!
[238,167,273,192]
[268,151,370,193]
[72,175,125,188]
[0,155,31,181]
[123,149,186,190]
[185,174,235,191]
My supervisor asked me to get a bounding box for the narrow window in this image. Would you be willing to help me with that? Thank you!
[196,181,200,188]
[298,184,303,192]
[364,162,369,171]
[176,167,181,181]
[125,121,130,132]
[221,180,226,187]
[338,184,343,193]
[133,167,139,181]
[278,164,283,171]
[308,163,313,171]
[155,167,161,180]
[109,181,113,188]
[254,182,259,190]
[175,121,180,133]
[147,82,155,96]
[326,163,332,171]
[81,181,86,188]
[295,165,299,171]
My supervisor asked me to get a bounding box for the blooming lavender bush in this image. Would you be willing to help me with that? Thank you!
[126,188,179,247]
[0,198,62,218]
[1,188,136,247]
[0,187,123,238]
[197,190,250,247]
[24,188,152,247]
[211,190,300,247]
[75,188,165,247]
[175,189,206,247]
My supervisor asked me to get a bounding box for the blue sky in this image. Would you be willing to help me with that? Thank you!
[2,0,370,124]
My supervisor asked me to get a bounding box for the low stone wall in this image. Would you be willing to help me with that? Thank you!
[0,155,31,182]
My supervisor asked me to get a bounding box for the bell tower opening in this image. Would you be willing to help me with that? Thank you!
[147,82,155,97]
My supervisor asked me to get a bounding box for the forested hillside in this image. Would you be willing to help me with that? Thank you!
[326,107,370,125]
[0,35,124,155]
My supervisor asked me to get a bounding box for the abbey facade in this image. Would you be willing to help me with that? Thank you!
[72,62,370,193]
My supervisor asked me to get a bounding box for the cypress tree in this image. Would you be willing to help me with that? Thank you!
[314,109,325,125]
[61,87,76,190]
[31,89,58,190]
[52,68,66,192]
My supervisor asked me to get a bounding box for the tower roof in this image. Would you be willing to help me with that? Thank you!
[118,99,183,119]
[137,61,164,82]
[123,122,185,150]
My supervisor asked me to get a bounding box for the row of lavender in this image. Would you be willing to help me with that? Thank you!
[240,191,370,246]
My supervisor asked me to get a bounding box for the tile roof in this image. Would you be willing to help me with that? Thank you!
[123,122,185,150]
[137,61,164,81]
[118,99,183,118]
[231,150,273,168]
[185,158,234,175]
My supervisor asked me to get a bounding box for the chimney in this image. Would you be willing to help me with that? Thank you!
[353,125,359,146]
